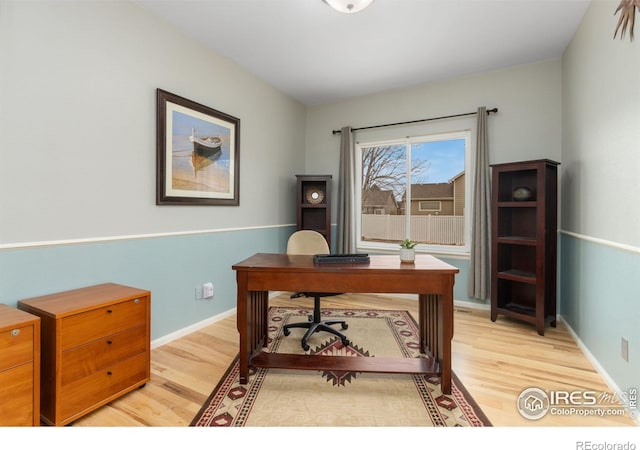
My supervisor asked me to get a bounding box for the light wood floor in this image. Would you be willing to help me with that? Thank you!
[74,293,636,427]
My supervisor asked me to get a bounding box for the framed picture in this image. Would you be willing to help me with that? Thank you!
[156,89,240,205]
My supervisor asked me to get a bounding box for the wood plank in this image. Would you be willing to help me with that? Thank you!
[251,352,439,374]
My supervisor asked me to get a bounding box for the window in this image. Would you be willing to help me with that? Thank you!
[419,201,441,212]
[355,130,471,255]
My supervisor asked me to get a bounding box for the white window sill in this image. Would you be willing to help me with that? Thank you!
[357,243,470,260]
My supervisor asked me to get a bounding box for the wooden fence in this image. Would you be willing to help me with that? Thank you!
[361,214,464,245]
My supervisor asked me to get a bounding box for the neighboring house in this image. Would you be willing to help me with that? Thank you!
[361,185,398,215]
[451,171,465,216]
[400,172,466,216]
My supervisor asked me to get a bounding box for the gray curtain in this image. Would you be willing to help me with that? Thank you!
[336,126,356,253]
[468,107,491,300]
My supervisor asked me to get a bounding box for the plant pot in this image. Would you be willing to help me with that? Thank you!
[400,248,415,263]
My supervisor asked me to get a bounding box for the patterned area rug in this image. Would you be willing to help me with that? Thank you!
[191,306,491,427]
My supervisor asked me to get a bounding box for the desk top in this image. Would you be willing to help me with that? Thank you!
[233,253,459,275]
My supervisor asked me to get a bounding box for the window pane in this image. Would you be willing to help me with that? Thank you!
[358,133,468,251]
[409,139,465,246]
[419,200,441,211]
[360,145,406,244]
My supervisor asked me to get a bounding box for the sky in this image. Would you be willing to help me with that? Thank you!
[411,138,465,184]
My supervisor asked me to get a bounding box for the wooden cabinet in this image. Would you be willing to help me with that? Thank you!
[18,283,150,426]
[296,175,332,248]
[490,159,559,336]
[0,305,40,426]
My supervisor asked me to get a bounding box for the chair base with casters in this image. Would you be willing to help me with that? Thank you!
[283,294,350,351]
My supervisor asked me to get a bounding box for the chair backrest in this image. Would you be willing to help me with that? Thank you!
[286,230,330,255]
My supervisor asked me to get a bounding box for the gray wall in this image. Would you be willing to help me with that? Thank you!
[560,0,640,394]
[0,0,305,245]
[305,59,562,179]
[305,59,563,304]
[562,1,640,247]
[0,0,305,339]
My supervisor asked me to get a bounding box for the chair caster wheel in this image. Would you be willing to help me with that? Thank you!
[302,343,310,351]
[283,328,291,336]
[342,338,350,346]
[341,323,348,330]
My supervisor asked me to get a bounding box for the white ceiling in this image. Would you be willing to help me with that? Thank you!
[136,0,592,106]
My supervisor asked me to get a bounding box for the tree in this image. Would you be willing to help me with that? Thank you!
[361,145,429,209]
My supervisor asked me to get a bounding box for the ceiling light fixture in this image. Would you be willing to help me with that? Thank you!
[324,0,374,14]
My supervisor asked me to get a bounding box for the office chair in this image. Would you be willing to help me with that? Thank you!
[282,230,350,351]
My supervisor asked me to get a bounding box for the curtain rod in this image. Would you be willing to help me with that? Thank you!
[331,107,498,135]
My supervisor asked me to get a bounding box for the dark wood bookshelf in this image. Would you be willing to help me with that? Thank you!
[490,159,559,335]
[295,175,332,248]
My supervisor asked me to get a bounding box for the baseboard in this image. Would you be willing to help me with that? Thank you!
[453,299,490,311]
[150,291,285,349]
[151,308,236,349]
[559,314,640,426]
[368,292,490,311]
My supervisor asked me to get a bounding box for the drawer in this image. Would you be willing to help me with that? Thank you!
[60,296,148,349]
[59,352,149,422]
[61,325,148,385]
[0,363,35,426]
[0,325,34,372]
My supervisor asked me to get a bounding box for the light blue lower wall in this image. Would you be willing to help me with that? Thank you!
[559,233,640,393]
[0,224,481,343]
[436,257,482,306]
[3,224,636,407]
[0,226,294,340]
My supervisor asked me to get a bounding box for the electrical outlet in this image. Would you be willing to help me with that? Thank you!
[622,337,629,362]
[203,282,214,299]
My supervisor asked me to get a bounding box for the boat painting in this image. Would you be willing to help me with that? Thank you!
[157,88,239,205]
[189,128,223,157]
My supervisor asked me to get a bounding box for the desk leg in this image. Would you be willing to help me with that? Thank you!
[237,274,269,384]
[236,272,250,384]
[418,294,438,357]
[419,292,453,395]
[440,280,454,395]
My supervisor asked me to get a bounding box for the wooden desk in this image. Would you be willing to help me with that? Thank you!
[232,253,459,394]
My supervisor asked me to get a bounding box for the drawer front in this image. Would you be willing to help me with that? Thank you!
[0,363,35,426]
[60,296,148,349]
[61,325,148,385]
[59,352,149,423]
[0,325,34,372]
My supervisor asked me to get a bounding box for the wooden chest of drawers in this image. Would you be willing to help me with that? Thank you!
[18,283,150,426]
[0,304,40,426]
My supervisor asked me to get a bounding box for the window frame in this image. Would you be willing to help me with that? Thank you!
[418,200,442,212]
[355,130,472,257]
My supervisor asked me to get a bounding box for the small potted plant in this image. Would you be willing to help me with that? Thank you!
[399,238,417,263]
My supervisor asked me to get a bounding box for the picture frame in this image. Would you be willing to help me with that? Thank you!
[156,88,240,205]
